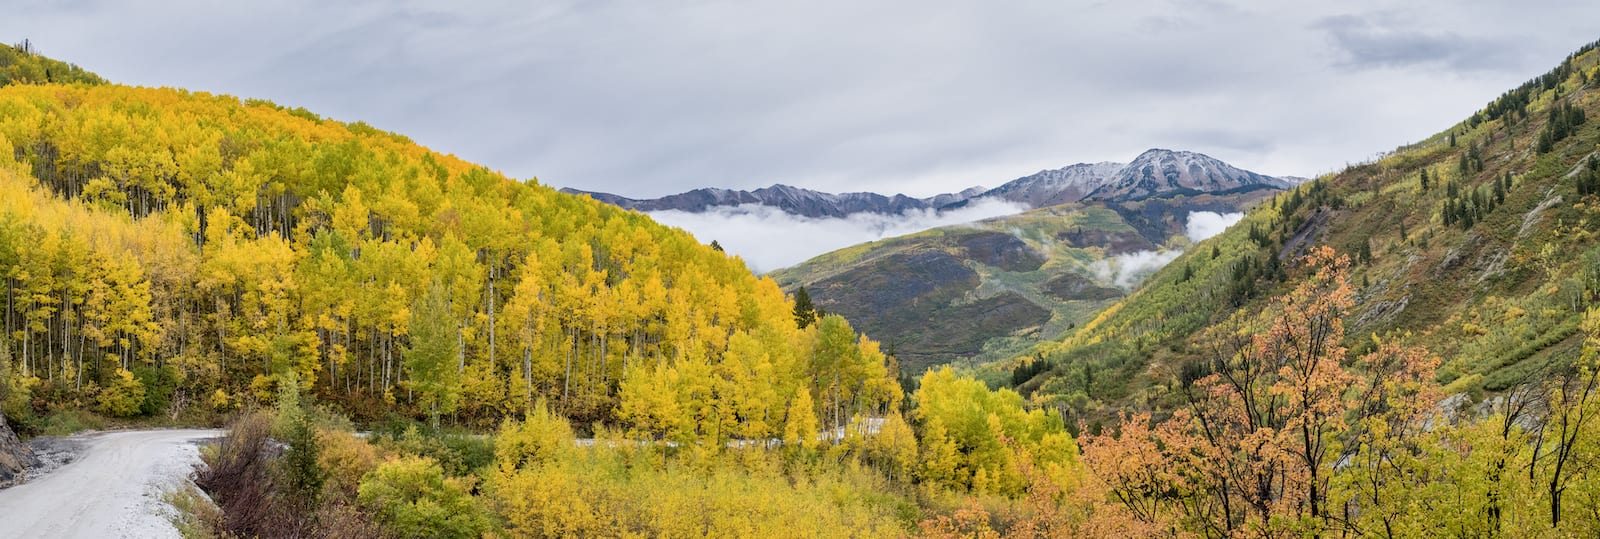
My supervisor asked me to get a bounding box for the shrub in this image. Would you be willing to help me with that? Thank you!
[132,364,179,417]
[358,455,491,539]
[195,412,294,536]
[318,429,380,502]
[96,368,145,418]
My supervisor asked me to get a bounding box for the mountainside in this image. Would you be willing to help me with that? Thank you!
[561,184,988,218]
[1086,148,1293,201]
[772,189,1277,373]
[0,44,898,446]
[970,161,1124,208]
[1024,42,1600,422]
[568,149,1295,220]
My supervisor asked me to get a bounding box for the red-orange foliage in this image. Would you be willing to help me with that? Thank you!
[1084,247,1444,537]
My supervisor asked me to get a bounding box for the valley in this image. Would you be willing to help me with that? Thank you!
[771,152,1286,372]
[2,10,1600,539]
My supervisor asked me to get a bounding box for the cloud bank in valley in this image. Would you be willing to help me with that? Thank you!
[1095,211,1247,289]
[1094,250,1185,289]
[1185,211,1245,243]
[647,199,1027,272]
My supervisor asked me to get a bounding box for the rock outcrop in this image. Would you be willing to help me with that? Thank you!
[0,413,36,488]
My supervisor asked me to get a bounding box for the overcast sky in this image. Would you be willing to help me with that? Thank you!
[6,1,1599,198]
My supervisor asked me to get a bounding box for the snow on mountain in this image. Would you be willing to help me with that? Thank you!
[560,184,987,219]
[1086,149,1292,201]
[564,149,1297,218]
[975,161,1126,208]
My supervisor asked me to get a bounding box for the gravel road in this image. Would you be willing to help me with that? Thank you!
[0,429,221,539]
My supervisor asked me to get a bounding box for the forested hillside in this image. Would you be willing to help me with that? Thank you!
[1011,40,1600,538]
[0,43,1094,538]
[0,45,906,444]
[0,40,103,86]
[1028,41,1600,417]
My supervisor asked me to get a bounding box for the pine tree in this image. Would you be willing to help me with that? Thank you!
[792,286,817,329]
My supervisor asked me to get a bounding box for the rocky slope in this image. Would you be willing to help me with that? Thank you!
[0,414,35,488]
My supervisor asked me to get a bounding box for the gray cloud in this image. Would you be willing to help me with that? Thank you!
[1316,14,1525,72]
[2,0,1598,200]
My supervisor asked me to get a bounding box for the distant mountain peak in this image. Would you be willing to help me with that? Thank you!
[559,183,987,219]
[1084,149,1291,202]
[564,149,1295,218]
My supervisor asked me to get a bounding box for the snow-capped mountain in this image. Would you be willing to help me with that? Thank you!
[560,184,988,219]
[565,149,1296,217]
[973,161,1124,208]
[1085,149,1292,201]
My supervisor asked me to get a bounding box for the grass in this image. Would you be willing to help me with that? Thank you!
[164,483,225,539]
[12,406,227,439]
[29,409,107,437]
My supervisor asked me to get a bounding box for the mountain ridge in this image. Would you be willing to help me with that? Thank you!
[564,149,1298,219]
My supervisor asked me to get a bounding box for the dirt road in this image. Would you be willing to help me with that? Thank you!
[0,429,221,539]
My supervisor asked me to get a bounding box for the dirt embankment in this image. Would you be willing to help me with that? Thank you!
[0,414,35,488]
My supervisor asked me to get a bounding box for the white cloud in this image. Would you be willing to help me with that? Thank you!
[647,199,1027,272]
[1185,211,1245,243]
[1092,250,1184,290]
[1091,211,1243,290]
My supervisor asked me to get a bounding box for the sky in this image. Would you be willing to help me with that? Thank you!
[6,1,1600,200]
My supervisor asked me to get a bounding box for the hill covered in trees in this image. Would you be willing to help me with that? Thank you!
[1003,40,1600,537]
[0,42,912,443]
[0,43,1090,537]
[1025,40,1600,418]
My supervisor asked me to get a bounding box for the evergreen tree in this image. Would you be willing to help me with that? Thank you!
[792,286,817,329]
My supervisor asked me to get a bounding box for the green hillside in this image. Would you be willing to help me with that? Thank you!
[1029,41,1600,422]
[0,40,104,86]
[773,190,1275,373]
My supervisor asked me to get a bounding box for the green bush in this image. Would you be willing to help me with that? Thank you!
[132,364,179,417]
[358,456,491,539]
[96,368,145,418]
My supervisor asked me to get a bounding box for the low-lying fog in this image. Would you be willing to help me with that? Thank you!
[648,198,1028,272]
